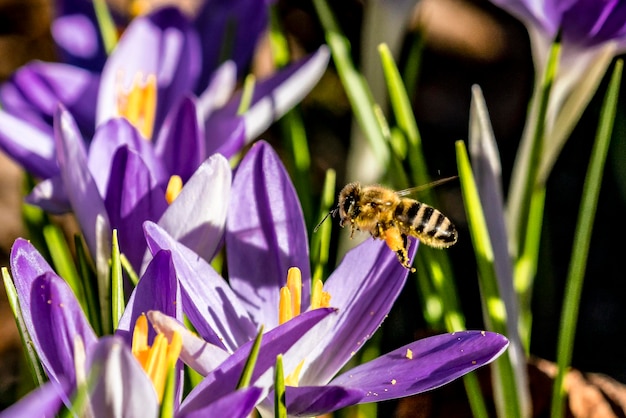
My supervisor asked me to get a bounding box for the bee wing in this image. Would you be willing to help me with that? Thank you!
[395,176,458,197]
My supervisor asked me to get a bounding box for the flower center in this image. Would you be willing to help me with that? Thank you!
[278,267,331,387]
[278,267,331,325]
[131,313,182,402]
[116,72,157,140]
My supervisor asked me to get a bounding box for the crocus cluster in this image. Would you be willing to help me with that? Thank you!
[0,1,513,417]
[0,3,329,272]
[2,139,509,417]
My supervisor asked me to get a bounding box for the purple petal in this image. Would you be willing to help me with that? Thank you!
[10,239,69,370]
[196,60,237,117]
[197,61,239,158]
[97,7,201,136]
[283,386,363,417]
[210,46,330,142]
[0,379,69,418]
[193,0,268,88]
[52,15,106,72]
[116,250,182,344]
[180,387,262,418]
[104,146,168,270]
[226,141,310,329]
[330,331,509,402]
[51,0,108,71]
[299,238,417,386]
[10,238,56,300]
[88,118,168,196]
[289,331,508,416]
[143,221,256,351]
[30,272,98,384]
[0,62,99,137]
[0,110,57,179]
[89,337,159,418]
[487,0,562,40]
[179,308,336,415]
[204,114,246,158]
[26,175,71,214]
[54,107,111,263]
[562,1,626,47]
[154,96,206,182]
[156,154,231,265]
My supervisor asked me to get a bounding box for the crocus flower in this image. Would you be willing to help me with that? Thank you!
[142,141,510,416]
[51,0,270,79]
[0,6,329,181]
[24,106,234,272]
[5,237,335,417]
[489,0,626,203]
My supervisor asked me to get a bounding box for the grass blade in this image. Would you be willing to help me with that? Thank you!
[550,58,623,418]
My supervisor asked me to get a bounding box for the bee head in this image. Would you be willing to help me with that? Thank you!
[338,182,361,225]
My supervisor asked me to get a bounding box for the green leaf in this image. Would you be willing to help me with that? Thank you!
[120,253,139,287]
[311,0,389,166]
[237,326,264,389]
[506,39,561,258]
[92,0,118,54]
[551,58,623,418]
[378,43,419,147]
[159,361,177,418]
[43,224,89,317]
[311,169,336,283]
[110,229,125,331]
[274,354,287,418]
[95,214,112,335]
[74,234,102,336]
[237,74,256,115]
[281,110,313,227]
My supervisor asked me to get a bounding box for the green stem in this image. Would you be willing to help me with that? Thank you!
[550,59,622,418]
[512,40,561,258]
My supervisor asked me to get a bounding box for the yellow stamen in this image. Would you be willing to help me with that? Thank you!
[279,287,293,325]
[129,0,150,17]
[132,313,149,359]
[116,72,157,140]
[165,175,183,204]
[286,267,301,317]
[310,278,331,309]
[146,334,167,402]
[285,359,305,387]
[130,314,182,403]
[166,331,182,368]
[280,268,331,323]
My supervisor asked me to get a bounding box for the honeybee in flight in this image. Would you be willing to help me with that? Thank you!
[316,178,458,270]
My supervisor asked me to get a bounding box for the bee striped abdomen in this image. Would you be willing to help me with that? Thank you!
[402,200,457,248]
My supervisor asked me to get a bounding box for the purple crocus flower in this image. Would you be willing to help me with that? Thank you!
[0,6,329,180]
[23,106,232,272]
[142,141,509,416]
[5,237,335,417]
[489,0,626,184]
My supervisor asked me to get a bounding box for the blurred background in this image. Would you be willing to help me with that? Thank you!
[2,0,626,415]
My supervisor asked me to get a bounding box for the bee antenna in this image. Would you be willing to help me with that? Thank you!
[313,207,338,232]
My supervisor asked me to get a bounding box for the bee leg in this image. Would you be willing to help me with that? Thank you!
[383,228,415,272]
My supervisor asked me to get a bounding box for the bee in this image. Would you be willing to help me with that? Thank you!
[316,179,458,270]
